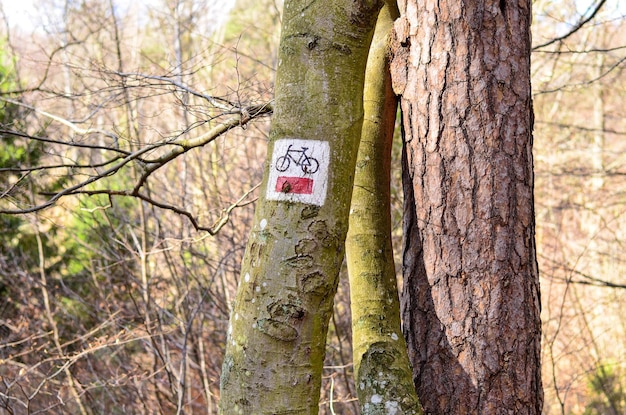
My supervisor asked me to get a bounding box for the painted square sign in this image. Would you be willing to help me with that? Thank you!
[266,138,330,206]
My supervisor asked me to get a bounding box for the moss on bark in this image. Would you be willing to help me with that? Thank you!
[345,2,422,414]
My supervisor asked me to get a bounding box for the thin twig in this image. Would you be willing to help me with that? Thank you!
[532,0,608,50]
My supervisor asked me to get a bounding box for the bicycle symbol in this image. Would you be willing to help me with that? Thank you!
[275,145,320,174]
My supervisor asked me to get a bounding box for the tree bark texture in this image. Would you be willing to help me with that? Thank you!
[219,1,382,414]
[390,1,543,414]
[345,2,423,414]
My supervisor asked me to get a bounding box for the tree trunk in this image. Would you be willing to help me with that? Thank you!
[390,1,543,413]
[345,2,422,414]
[219,0,382,413]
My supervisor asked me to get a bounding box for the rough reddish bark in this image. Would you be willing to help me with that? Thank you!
[390,1,543,413]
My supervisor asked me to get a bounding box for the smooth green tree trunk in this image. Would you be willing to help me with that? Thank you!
[219,1,382,413]
[345,2,422,414]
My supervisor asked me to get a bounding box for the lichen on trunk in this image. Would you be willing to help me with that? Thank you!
[345,1,422,414]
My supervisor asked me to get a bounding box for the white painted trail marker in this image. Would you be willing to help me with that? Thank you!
[266,138,330,206]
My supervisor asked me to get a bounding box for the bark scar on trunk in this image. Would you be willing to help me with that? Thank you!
[299,270,330,296]
[256,318,299,342]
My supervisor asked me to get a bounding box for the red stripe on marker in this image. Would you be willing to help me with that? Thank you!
[276,176,314,194]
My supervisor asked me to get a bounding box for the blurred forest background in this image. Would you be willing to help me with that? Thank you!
[0,0,625,414]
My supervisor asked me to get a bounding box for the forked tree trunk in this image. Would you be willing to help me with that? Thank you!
[219,0,382,413]
[345,2,422,413]
[390,1,543,413]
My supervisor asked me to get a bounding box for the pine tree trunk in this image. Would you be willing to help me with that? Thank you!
[219,0,382,413]
[390,1,543,413]
[345,2,422,414]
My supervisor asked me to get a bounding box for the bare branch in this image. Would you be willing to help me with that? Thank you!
[0,97,122,143]
[533,45,626,55]
[133,102,273,193]
[539,254,626,290]
[0,158,124,173]
[0,172,31,199]
[532,0,609,51]
[0,144,161,214]
[115,72,237,111]
[533,53,626,96]
[0,101,272,218]
[0,129,131,156]
[535,120,626,136]
[58,183,260,235]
